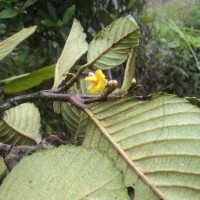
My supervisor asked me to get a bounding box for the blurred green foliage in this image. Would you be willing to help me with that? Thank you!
[136,0,200,97]
[183,3,200,29]
[0,0,76,79]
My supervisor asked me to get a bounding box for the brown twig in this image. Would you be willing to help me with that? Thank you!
[0,78,121,114]
[0,91,88,114]
[0,143,43,170]
[0,91,120,115]
[0,29,137,113]
[0,135,69,170]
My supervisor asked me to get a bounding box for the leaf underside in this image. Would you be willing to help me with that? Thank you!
[83,93,200,200]
[121,48,137,90]
[53,19,88,89]
[0,103,41,145]
[0,146,129,200]
[0,26,37,61]
[87,15,140,69]
[62,79,88,142]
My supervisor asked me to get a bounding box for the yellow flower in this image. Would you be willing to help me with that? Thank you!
[85,70,107,94]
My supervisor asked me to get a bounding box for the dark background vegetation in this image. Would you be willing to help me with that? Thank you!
[0,0,200,137]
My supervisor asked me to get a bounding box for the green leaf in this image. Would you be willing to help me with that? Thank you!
[127,0,136,10]
[3,64,55,94]
[61,79,88,142]
[121,48,137,90]
[53,101,61,114]
[0,26,37,61]
[0,146,129,200]
[185,97,200,108]
[0,103,41,145]
[41,19,56,27]
[98,9,113,26]
[0,8,18,19]
[47,2,58,21]
[22,0,38,9]
[62,5,76,25]
[83,94,200,200]
[53,19,88,89]
[0,73,30,84]
[87,15,140,69]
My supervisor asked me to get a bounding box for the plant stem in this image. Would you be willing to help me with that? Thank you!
[0,90,122,114]
[51,61,94,93]
[51,29,139,93]
[0,92,75,114]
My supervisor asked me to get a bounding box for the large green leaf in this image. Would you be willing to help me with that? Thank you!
[0,103,41,145]
[61,79,88,141]
[83,94,200,200]
[87,15,140,69]
[0,26,37,61]
[53,19,88,89]
[3,64,55,94]
[0,145,129,200]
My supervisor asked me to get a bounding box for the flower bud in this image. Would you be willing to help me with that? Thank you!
[107,80,118,92]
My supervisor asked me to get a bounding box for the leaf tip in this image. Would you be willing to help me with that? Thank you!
[127,15,139,27]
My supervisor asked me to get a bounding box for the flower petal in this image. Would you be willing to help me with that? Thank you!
[95,69,105,80]
[96,81,105,92]
[85,76,97,83]
[88,84,99,94]
[85,70,107,94]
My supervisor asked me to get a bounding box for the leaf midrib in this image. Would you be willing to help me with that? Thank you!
[89,30,138,65]
[85,108,168,200]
